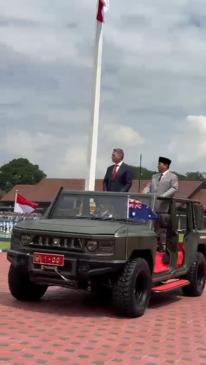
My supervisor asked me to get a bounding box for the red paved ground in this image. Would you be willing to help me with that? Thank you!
[1,253,206,365]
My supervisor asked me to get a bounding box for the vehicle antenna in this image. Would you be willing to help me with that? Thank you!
[138,153,142,192]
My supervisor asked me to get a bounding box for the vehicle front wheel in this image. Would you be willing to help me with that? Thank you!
[8,265,48,301]
[182,252,206,296]
[112,258,151,317]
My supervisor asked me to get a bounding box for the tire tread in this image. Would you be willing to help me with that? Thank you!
[113,258,151,317]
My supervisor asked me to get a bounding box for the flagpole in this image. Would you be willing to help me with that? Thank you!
[14,190,18,212]
[85,5,104,191]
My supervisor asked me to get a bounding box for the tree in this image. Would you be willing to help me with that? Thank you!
[185,171,204,181]
[130,167,204,182]
[130,166,155,180]
[0,158,46,192]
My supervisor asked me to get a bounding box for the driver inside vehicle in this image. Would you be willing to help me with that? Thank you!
[95,202,114,218]
[75,195,127,220]
[75,198,113,218]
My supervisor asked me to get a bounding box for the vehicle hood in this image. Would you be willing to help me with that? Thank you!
[15,218,127,236]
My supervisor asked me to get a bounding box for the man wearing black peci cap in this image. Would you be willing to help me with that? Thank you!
[103,148,133,192]
[143,156,178,254]
[143,156,178,199]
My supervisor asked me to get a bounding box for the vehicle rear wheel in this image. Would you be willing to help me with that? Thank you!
[182,252,206,296]
[112,258,151,317]
[8,265,48,301]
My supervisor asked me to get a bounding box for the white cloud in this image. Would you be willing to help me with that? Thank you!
[0,1,94,64]
[168,115,206,170]
[0,128,88,177]
[1,0,206,178]
[0,23,85,63]
[59,145,87,177]
[104,124,144,147]
[0,129,53,161]
[187,115,206,133]
[0,1,50,22]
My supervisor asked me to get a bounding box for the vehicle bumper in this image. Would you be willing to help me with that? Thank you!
[7,249,126,285]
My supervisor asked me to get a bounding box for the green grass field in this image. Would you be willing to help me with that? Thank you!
[0,241,10,250]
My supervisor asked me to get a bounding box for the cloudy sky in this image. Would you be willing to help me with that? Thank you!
[0,0,206,178]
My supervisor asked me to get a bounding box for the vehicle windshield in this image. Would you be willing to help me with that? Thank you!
[49,191,158,225]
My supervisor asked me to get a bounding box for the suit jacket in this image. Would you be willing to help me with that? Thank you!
[103,163,133,192]
[143,171,178,212]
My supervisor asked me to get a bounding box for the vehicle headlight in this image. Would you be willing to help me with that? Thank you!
[99,240,114,253]
[86,240,98,252]
[21,234,32,245]
[85,240,114,254]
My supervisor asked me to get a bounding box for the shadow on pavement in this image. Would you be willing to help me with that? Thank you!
[0,287,117,318]
[150,289,183,308]
[0,285,183,319]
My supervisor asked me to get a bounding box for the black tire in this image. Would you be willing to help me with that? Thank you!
[8,265,48,301]
[182,252,206,296]
[112,258,151,317]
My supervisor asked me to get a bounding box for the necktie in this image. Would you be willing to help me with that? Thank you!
[159,173,163,181]
[112,164,118,179]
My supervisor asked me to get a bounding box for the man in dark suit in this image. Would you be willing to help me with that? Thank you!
[103,148,133,192]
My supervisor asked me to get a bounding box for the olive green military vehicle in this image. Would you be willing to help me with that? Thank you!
[7,189,206,317]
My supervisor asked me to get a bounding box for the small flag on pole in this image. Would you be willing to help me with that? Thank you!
[14,193,39,214]
[128,199,159,220]
[96,0,109,23]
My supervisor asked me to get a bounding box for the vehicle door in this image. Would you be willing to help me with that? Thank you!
[178,201,199,268]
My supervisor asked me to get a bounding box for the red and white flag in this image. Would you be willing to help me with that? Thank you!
[128,199,143,209]
[14,193,39,214]
[96,0,109,23]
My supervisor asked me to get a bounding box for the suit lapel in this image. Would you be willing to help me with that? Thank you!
[116,163,124,177]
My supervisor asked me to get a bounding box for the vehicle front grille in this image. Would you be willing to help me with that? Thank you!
[30,236,84,251]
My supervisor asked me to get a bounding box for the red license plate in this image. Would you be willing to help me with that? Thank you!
[33,252,64,267]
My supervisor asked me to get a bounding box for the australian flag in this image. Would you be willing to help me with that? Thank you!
[128,199,159,220]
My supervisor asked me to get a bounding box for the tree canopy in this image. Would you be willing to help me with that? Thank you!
[130,166,154,180]
[0,158,46,192]
[130,166,205,181]
[0,157,204,194]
